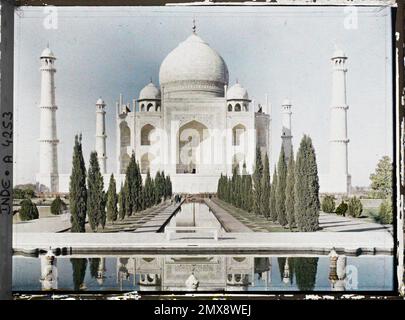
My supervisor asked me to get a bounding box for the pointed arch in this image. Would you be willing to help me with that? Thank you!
[232,123,246,146]
[141,124,156,146]
[177,120,209,174]
[147,103,154,112]
[234,103,241,112]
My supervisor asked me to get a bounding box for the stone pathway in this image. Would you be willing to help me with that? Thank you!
[13,212,71,233]
[204,199,252,232]
[211,198,289,232]
[100,201,182,233]
[319,213,393,233]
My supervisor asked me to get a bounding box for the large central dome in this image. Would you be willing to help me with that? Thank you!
[159,33,229,97]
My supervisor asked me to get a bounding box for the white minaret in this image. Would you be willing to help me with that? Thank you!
[281,98,293,160]
[37,46,59,193]
[329,48,351,194]
[95,98,107,174]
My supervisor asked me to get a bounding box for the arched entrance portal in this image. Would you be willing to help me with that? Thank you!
[177,120,209,174]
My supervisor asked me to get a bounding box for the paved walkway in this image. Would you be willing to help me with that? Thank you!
[133,201,183,233]
[204,199,252,232]
[13,231,393,255]
[13,213,71,233]
[319,213,393,234]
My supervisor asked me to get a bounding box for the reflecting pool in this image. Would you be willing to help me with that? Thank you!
[13,254,393,292]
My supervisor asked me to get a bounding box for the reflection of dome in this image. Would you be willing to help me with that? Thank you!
[227,83,248,100]
[41,47,56,59]
[159,33,229,97]
[139,82,161,100]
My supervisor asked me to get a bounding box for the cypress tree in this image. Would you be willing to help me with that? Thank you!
[231,165,239,206]
[253,146,263,215]
[154,171,161,204]
[100,190,107,229]
[245,174,253,212]
[276,147,288,226]
[161,171,166,200]
[294,135,320,232]
[133,160,143,212]
[144,169,154,208]
[270,167,278,222]
[260,153,271,218]
[69,135,87,233]
[71,258,87,291]
[89,258,100,279]
[118,184,126,220]
[125,153,136,216]
[285,149,296,230]
[87,151,104,232]
[106,174,118,223]
[294,257,319,291]
[166,175,172,198]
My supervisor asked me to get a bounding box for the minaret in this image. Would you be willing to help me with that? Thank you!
[281,99,293,160]
[329,48,350,194]
[95,98,107,174]
[37,46,59,193]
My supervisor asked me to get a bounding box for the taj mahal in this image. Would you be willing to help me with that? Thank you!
[35,25,351,195]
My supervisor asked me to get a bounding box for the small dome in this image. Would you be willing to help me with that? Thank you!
[96,98,105,105]
[139,82,161,100]
[227,82,248,100]
[41,47,56,59]
[282,98,291,106]
[332,48,346,59]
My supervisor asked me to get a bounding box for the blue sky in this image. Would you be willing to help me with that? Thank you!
[14,5,393,187]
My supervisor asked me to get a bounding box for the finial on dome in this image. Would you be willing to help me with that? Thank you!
[236,78,239,84]
[150,77,153,83]
[192,18,196,34]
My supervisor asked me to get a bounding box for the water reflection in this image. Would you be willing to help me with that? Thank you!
[12,254,393,292]
[70,258,87,291]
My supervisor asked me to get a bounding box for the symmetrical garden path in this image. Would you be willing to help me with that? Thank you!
[318,213,393,233]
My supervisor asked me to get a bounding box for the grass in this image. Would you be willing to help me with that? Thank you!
[213,198,294,232]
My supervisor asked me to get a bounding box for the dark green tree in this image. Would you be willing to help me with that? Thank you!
[260,153,271,218]
[293,257,319,291]
[144,169,155,208]
[50,196,67,215]
[133,159,143,212]
[87,151,104,232]
[321,195,336,213]
[347,196,363,218]
[19,199,39,221]
[71,258,88,291]
[69,135,87,233]
[285,150,296,230]
[336,200,348,216]
[369,156,392,198]
[165,175,173,198]
[118,184,126,220]
[154,171,165,204]
[294,135,320,232]
[276,147,288,226]
[125,153,136,216]
[253,147,263,215]
[269,167,278,222]
[106,174,118,223]
[89,258,100,279]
